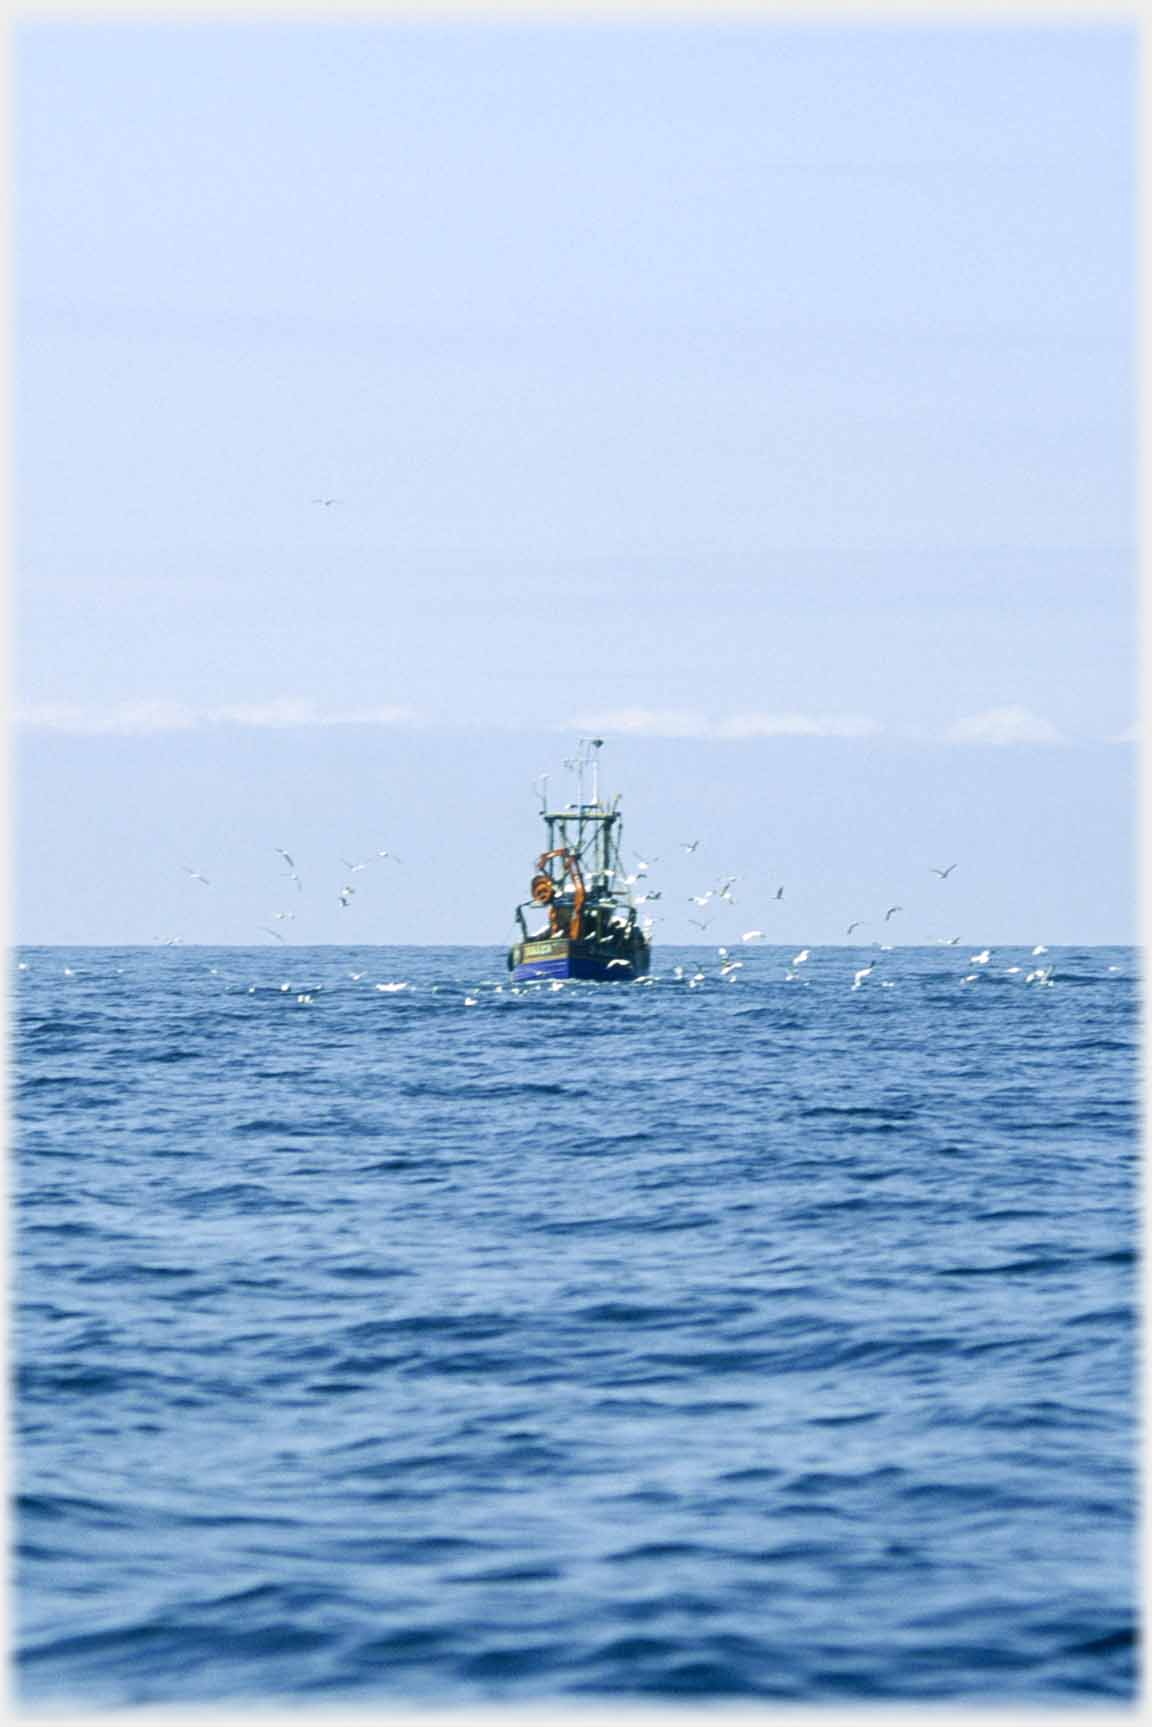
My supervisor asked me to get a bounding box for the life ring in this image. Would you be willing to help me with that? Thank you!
[531,874,554,904]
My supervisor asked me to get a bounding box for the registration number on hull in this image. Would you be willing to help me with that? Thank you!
[521,940,568,960]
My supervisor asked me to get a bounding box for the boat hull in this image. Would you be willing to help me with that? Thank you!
[509,935,650,983]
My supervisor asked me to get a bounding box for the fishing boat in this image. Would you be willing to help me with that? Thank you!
[508,740,652,983]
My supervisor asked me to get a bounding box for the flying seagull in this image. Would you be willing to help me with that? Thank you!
[681,840,701,853]
[376,849,403,864]
[339,886,355,908]
[312,496,339,507]
[931,864,958,879]
[181,867,211,886]
[259,926,286,943]
[275,848,295,870]
[774,886,784,900]
[846,921,864,935]
[884,906,903,921]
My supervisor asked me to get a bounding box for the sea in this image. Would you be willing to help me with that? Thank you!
[12,942,1140,1706]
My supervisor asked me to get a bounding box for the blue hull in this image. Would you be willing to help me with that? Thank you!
[509,936,650,983]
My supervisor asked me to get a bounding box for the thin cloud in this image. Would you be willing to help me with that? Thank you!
[571,709,881,740]
[16,700,422,735]
[945,706,1064,745]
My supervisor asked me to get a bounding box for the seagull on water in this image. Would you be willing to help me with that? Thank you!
[931,864,958,879]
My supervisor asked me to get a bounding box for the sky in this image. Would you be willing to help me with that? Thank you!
[13,19,1137,946]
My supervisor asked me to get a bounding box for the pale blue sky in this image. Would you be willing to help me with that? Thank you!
[15,20,1136,944]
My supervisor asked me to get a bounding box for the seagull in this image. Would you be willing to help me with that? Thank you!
[181,867,211,886]
[312,496,339,507]
[341,857,369,873]
[969,949,991,965]
[884,906,902,921]
[931,864,958,879]
[463,995,478,1006]
[688,918,712,931]
[741,930,765,943]
[792,949,810,965]
[259,926,286,943]
[1032,944,1048,955]
[296,993,314,1004]
[846,922,864,935]
[288,872,303,893]
[348,972,366,980]
[681,840,701,853]
[689,893,714,906]
[607,958,630,970]
[377,850,403,864]
[852,962,876,988]
[774,886,784,900]
[275,849,295,870]
[339,886,355,908]
[273,911,295,921]
[941,935,961,945]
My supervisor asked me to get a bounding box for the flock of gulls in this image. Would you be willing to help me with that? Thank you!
[73,838,1083,1009]
[591,844,1062,996]
[170,846,403,946]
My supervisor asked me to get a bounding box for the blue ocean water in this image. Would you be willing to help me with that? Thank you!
[13,943,1139,1704]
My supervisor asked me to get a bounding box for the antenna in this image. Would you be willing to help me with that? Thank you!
[578,736,605,809]
[534,773,549,813]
